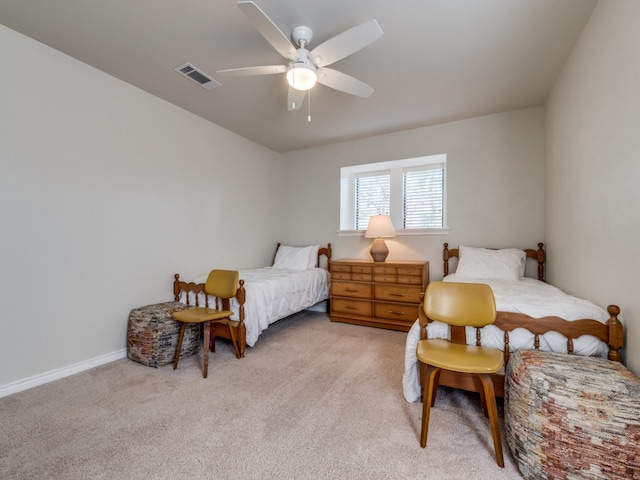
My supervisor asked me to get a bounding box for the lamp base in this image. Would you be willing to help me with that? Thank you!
[370,237,389,262]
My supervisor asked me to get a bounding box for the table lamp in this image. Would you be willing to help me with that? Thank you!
[365,214,396,262]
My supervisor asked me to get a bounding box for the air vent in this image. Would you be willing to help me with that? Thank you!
[174,63,221,90]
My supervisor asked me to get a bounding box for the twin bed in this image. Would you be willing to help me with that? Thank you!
[403,243,624,402]
[173,243,332,357]
[172,240,624,401]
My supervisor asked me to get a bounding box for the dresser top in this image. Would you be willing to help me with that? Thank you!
[330,259,427,266]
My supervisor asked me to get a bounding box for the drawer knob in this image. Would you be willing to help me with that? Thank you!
[346,288,358,292]
[389,311,405,315]
[389,292,405,297]
[346,306,358,310]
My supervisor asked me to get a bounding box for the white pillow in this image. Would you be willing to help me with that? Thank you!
[455,245,526,282]
[307,245,320,269]
[273,245,314,270]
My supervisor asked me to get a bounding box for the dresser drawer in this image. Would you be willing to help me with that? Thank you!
[375,272,425,284]
[396,274,424,285]
[331,265,352,273]
[376,274,423,285]
[375,266,397,275]
[374,273,398,283]
[374,302,420,323]
[332,298,373,317]
[374,284,423,304]
[331,271,352,280]
[331,281,373,299]
[351,265,372,274]
[351,272,373,281]
[397,266,424,276]
[330,263,373,282]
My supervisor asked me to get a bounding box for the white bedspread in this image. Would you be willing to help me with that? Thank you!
[402,276,610,403]
[182,267,330,347]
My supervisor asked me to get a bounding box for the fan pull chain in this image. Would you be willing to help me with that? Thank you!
[292,68,297,109]
[307,90,311,122]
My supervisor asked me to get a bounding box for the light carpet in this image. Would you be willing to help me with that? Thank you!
[0,311,522,479]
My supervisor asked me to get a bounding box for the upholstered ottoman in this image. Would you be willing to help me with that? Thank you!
[505,350,640,479]
[127,301,200,367]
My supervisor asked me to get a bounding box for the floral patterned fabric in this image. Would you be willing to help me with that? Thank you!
[127,301,200,367]
[505,350,640,479]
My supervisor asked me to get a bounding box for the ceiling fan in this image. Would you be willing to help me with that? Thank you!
[217,1,384,111]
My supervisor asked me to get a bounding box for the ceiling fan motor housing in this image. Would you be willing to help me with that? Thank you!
[291,25,313,49]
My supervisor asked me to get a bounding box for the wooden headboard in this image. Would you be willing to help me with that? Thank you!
[443,242,546,281]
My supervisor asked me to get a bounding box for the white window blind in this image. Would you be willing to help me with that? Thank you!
[403,165,444,229]
[355,172,390,230]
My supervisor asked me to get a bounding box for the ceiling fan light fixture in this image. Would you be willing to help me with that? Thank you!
[287,62,317,91]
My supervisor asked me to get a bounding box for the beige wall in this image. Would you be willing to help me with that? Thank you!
[280,107,545,280]
[545,0,640,373]
[0,26,282,389]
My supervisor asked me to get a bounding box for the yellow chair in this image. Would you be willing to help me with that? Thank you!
[416,281,504,467]
[173,269,241,378]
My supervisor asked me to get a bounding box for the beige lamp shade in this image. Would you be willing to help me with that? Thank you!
[365,215,396,262]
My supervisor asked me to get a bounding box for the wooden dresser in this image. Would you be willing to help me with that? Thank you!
[329,259,429,331]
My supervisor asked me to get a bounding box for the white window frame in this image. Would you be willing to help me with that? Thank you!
[339,154,448,236]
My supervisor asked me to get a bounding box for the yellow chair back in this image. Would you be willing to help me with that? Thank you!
[424,281,496,328]
[205,269,239,299]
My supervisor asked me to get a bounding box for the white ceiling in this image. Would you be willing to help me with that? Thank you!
[0,0,596,152]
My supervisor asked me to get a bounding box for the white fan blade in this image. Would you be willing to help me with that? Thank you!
[287,87,306,111]
[316,67,374,98]
[309,20,383,68]
[217,65,287,77]
[237,1,298,62]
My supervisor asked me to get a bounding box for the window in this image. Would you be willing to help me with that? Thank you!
[402,165,444,229]
[355,172,390,230]
[340,154,447,234]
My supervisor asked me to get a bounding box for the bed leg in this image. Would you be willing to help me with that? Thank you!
[237,323,246,358]
[237,279,246,358]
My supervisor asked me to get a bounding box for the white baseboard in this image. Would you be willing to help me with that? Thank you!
[0,349,127,398]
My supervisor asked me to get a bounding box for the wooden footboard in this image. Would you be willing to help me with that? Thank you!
[495,305,623,363]
[173,274,248,357]
[419,305,624,397]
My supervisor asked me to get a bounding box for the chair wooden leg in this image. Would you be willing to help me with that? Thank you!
[173,322,187,370]
[419,363,440,407]
[430,368,441,407]
[209,324,216,352]
[473,374,489,418]
[420,366,441,448]
[478,373,504,468]
[202,321,210,378]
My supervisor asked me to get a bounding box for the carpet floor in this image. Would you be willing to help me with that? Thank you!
[0,311,521,479]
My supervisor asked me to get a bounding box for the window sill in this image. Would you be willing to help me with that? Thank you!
[337,228,450,237]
